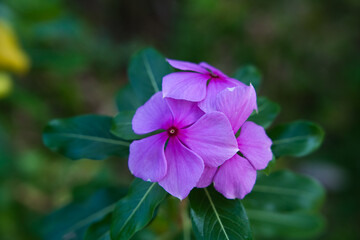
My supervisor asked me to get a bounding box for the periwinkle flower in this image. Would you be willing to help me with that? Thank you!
[162,59,246,112]
[196,85,273,199]
[129,92,238,200]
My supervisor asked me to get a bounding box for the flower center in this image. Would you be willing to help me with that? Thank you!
[167,127,178,136]
[210,72,219,78]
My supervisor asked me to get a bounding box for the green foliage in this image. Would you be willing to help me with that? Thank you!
[111,178,168,240]
[43,115,130,160]
[189,187,253,240]
[115,84,142,112]
[84,213,112,240]
[233,65,262,91]
[41,188,126,240]
[111,111,138,140]
[243,170,325,239]
[269,120,325,158]
[248,97,281,129]
[129,48,172,104]
[111,111,163,140]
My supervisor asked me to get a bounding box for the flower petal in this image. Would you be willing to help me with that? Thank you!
[166,59,207,73]
[214,154,257,199]
[179,112,238,167]
[159,137,204,200]
[237,121,273,170]
[162,72,208,101]
[129,132,168,182]
[199,62,227,79]
[166,98,204,128]
[196,166,218,188]
[132,92,173,134]
[198,79,241,112]
[215,85,257,134]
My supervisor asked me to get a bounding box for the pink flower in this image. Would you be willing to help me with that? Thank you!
[196,85,273,199]
[162,59,246,112]
[129,92,238,200]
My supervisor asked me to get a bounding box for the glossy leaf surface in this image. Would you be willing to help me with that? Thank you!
[43,115,130,160]
[84,213,112,240]
[233,65,262,91]
[129,48,172,104]
[248,97,280,129]
[115,84,142,112]
[111,178,167,240]
[269,120,325,158]
[189,186,252,240]
[243,170,325,239]
[41,189,124,240]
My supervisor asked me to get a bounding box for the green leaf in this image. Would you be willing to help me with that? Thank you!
[115,84,142,112]
[246,210,324,239]
[111,111,163,140]
[233,65,262,91]
[244,171,325,213]
[189,187,253,240]
[248,97,281,129]
[243,170,325,239]
[129,48,172,104]
[111,178,168,240]
[41,189,125,240]
[261,156,276,176]
[269,120,325,158]
[43,115,130,160]
[84,213,112,240]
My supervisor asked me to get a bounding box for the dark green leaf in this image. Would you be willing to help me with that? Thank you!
[111,111,163,140]
[129,48,172,104]
[41,189,125,240]
[246,210,324,239]
[111,178,167,240]
[269,120,325,158]
[43,115,130,160]
[261,156,276,176]
[189,186,253,240]
[243,170,325,239]
[84,213,112,240]
[244,171,325,213]
[115,84,142,112]
[233,65,262,91]
[248,97,281,129]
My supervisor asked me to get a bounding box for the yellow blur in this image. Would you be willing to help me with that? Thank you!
[0,20,30,74]
[0,72,13,99]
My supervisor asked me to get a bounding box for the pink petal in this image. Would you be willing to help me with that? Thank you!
[159,137,204,200]
[226,77,248,87]
[214,154,257,199]
[162,72,209,101]
[166,98,204,128]
[132,92,173,134]
[166,59,207,73]
[237,121,273,170]
[178,112,238,168]
[129,132,168,182]
[199,62,228,79]
[198,79,241,112]
[196,166,218,188]
[215,85,257,134]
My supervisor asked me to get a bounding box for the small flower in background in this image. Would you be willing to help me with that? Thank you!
[129,92,238,200]
[162,59,246,112]
[197,85,273,199]
[0,20,30,74]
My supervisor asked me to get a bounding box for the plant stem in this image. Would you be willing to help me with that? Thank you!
[180,199,191,240]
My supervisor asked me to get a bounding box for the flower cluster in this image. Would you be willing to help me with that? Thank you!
[129,59,273,200]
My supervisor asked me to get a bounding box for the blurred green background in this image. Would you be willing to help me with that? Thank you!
[0,0,359,239]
